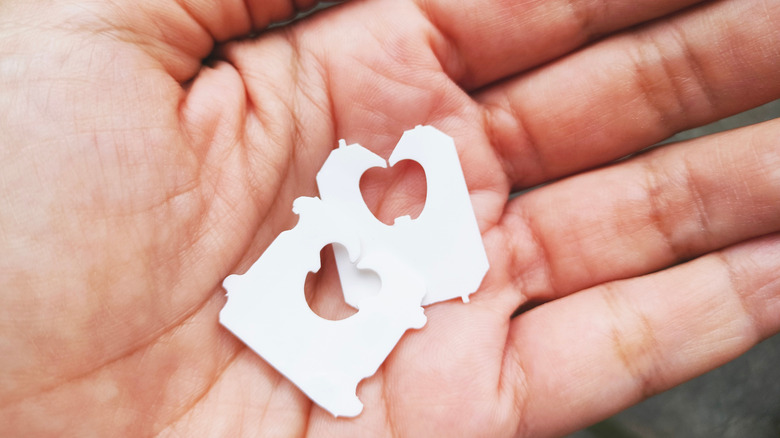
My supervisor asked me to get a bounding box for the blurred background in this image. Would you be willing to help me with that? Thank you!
[568,100,780,438]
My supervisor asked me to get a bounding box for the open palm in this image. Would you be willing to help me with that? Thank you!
[2,0,779,436]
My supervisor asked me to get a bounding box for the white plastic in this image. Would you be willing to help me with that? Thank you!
[220,197,426,417]
[318,125,489,307]
[219,126,488,418]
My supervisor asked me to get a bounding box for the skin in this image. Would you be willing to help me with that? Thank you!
[1,0,779,436]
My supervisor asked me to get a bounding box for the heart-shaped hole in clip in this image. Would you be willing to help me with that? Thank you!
[359,159,427,226]
[304,243,380,320]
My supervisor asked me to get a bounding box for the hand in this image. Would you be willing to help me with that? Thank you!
[2,0,778,436]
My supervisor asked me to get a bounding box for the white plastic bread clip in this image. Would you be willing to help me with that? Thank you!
[318,125,489,307]
[220,197,426,417]
[219,126,489,418]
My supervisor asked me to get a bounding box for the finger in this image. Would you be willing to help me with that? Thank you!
[486,118,780,307]
[129,0,327,80]
[39,0,704,86]
[415,0,705,89]
[478,0,780,188]
[502,233,780,437]
[10,0,330,82]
